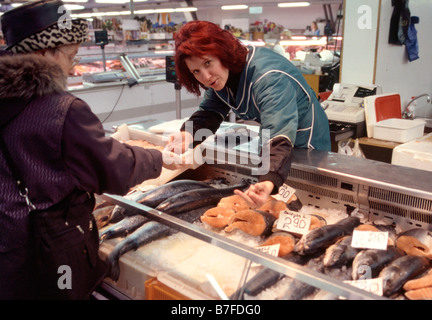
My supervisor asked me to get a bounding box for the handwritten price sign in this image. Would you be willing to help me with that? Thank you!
[273,184,296,203]
[345,278,383,296]
[351,230,389,250]
[276,210,311,235]
[256,243,280,257]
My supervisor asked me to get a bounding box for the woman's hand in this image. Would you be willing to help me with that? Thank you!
[234,181,274,208]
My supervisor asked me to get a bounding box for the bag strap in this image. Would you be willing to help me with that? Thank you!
[0,99,36,211]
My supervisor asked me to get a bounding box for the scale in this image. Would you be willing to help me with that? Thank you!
[322,83,382,138]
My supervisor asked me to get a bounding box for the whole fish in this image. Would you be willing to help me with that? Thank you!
[323,235,360,268]
[155,180,250,215]
[106,209,204,281]
[230,252,311,299]
[109,180,213,222]
[110,190,147,223]
[92,204,116,229]
[136,179,214,208]
[99,215,149,243]
[380,255,430,297]
[294,216,360,255]
[351,247,405,280]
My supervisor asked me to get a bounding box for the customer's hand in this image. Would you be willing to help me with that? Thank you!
[234,181,274,208]
[161,149,194,170]
[165,131,193,154]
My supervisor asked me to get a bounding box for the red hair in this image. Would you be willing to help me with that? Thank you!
[174,21,248,96]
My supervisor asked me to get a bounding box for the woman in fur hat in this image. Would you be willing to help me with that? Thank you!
[0,0,170,299]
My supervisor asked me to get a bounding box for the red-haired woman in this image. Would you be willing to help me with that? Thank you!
[167,21,330,208]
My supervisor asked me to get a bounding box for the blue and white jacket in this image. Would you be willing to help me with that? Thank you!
[183,45,331,192]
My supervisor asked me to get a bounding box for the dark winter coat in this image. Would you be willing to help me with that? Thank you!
[0,54,162,252]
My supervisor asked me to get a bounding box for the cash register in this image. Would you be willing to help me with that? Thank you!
[321,83,382,151]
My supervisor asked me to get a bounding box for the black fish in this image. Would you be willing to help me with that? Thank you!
[155,180,250,215]
[137,179,214,208]
[99,215,148,243]
[106,209,204,281]
[380,255,430,297]
[351,246,405,280]
[230,252,318,299]
[109,180,213,222]
[323,235,360,268]
[294,216,361,255]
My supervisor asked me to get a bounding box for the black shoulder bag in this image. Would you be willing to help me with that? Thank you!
[0,100,107,300]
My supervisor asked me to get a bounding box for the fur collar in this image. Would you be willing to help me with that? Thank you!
[0,54,66,100]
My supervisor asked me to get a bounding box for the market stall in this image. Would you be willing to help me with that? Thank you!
[94,122,432,300]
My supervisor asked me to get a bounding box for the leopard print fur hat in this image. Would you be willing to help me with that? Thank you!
[1,0,88,54]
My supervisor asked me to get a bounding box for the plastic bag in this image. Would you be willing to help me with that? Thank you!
[338,138,365,158]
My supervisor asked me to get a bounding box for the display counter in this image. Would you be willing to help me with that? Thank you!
[95,121,432,300]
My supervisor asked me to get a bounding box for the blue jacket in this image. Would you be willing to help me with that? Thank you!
[184,46,330,191]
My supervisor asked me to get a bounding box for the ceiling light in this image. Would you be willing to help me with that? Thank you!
[62,0,88,2]
[221,5,248,10]
[278,2,310,8]
[95,0,128,4]
[64,4,85,10]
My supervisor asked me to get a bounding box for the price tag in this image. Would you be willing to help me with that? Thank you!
[351,230,389,250]
[276,210,311,235]
[255,243,280,257]
[344,278,383,296]
[273,184,296,203]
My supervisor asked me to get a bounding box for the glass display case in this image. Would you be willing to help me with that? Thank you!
[67,43,173,88]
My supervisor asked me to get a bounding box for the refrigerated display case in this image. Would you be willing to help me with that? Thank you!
[95,122,432,300]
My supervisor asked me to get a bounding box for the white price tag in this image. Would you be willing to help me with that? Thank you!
[276,210,311,235]
[273,184,296,203]
[351,230,389,250]
[255,243,280,257]
[344,278,383,296]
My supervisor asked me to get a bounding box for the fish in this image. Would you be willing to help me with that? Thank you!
[286,195,303,212]
[323,235,360,268]
[109,190,147,223]
[351,247,405,280]
[106,209,204,281]
[224,209,276,237]
[405,287,432,300]
[396,228,432,258]
[403,269,432,291]
[136,179,214,208]
[92,204,116,229]
[230,252,311,299]
[257,198,287,218]
[259,231,296,257]
[379,255,430,297]
[280,254,325,300]
[217,195,250,212]
[99,214,149,243]
[200,207,236,229]
[155,181,250,215]
[294,216,360,255]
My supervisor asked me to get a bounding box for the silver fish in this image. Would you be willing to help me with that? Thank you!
[351,247,405,280]
[380,255,430,297]
[323,235,360,268]
[294,216,360,255]
[99,214,148,243]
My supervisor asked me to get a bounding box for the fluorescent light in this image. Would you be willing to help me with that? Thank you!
[62,0,88,2]
[95,0,128,4]
[72,7,196,18]
[221,5,248,10]
[278,2,310,8]
[64,4,85,10]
